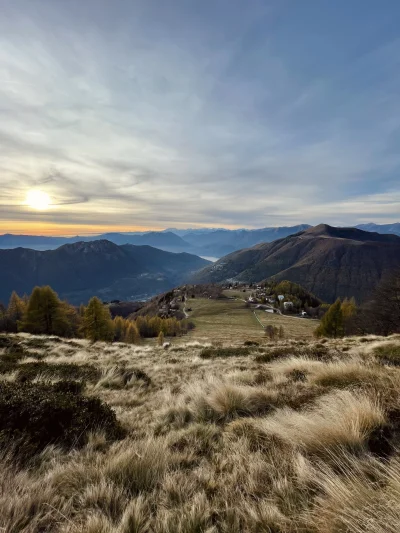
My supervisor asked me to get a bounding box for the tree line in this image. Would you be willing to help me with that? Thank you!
[0,286,191,342]
[315,268,400,338]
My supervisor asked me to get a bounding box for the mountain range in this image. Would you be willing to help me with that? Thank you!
[0,240,210,305]
[1,223,399,258]
[192,224,400,303]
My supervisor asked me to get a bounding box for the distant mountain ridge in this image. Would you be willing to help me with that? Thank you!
[0,225,312,257]
[192,224,400,303]
[354,222,400,235]
[0,231,189,254]
[182,225,312,256]
[1,222,399,258]
[0,240,210,305]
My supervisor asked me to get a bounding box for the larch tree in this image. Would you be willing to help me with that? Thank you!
[315,298,344,338]
[19,286,71,336]
[82,297,114,342]
[125,322,140,344]
[113,316,127,342]
[341,297,357,335]
[6,291,27,331]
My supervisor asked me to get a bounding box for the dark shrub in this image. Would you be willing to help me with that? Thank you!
[244,340,259,347]
[288,369,308,382]
[15,362,100,383]
[374,344,400,366]
[199,347,250,359]
[0,335,14,348]
[52,380,85,394]
[22,337,49,348]
[306,343,330,360]
[120,367,151,386]
[0,381,124,462]
[0,337,26,364]
[255,344,330,363]
[255,347,291,363]
[0,361,16,374]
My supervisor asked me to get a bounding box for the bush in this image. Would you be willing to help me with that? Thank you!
[199,347,250,359]
[0,335,15,348]
[0,340,26,364]
[243,340,259,347]
[374,344,400,366]
[255,344,330,363]
[254,347,291,363]
[15,362,101,383]
[0,381,124,462]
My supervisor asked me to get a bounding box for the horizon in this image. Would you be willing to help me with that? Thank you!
[2,1,400,235]
[1,220,400,239]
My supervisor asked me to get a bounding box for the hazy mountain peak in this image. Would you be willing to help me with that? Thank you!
[58,239,119,254]
[304,224,400,243]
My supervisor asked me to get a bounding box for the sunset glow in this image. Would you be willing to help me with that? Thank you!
[26,190,52,211]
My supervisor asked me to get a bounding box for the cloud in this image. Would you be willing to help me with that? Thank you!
[1,0,400,232]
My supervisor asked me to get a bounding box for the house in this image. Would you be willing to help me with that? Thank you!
[278,295,285,301]
[300,310,308,317]
[283,301,294,310]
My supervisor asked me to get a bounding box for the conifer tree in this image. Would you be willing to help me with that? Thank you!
[341,297,357,335]
[6,291,27,331]
[125,322,140,344]
[341,297,357,320]
[19,286,71,336]
[315,299,344,338]
[113,316,127,342]
[158,330,164,346]
[82,297,114,342]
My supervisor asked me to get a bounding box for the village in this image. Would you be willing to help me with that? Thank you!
[129,280,324,328]
[222,282,315,318]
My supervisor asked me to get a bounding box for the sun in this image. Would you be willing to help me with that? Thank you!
[26,190,52,210]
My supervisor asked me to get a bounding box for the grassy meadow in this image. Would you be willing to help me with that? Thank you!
[186,296,318,343]
[1,331,400,532]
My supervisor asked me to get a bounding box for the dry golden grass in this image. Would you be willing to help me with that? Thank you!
[1,332,400,532]
[186,296,319,343]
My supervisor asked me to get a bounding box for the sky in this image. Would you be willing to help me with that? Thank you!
[1,0,400,235]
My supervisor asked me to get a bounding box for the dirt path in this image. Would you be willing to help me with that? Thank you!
[253,310,265,330]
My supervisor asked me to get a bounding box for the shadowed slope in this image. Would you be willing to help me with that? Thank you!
[192,225,400,302]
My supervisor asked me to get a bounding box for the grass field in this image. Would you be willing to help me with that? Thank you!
[187,297,263,343]
[2,332,400,532]
[186,296,318,343]
[254,309,318,338]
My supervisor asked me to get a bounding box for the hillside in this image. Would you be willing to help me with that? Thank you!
[192,224,400,302]
[1,332,400,532]
[0,240,210,305]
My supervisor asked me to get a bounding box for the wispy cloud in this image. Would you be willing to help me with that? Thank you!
[1,0,400,233]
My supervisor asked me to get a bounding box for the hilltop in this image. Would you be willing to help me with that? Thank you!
[192,224,400,302]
